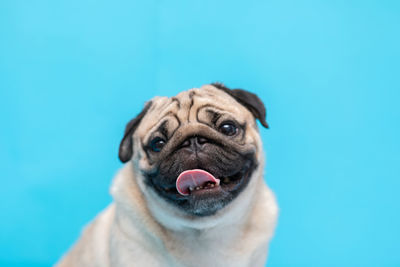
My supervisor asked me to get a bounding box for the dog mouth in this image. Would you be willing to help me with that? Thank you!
[160,163,253,199]
[146,151,256,216]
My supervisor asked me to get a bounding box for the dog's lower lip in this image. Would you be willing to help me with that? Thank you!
[188,183,222,196]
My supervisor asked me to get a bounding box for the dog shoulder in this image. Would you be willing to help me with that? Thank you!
[252,183,278,238]
[56,205,115,267]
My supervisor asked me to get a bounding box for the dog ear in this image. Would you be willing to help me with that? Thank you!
[212,83,269,128]
[119,101,152,163]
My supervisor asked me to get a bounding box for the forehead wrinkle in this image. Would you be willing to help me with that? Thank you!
[157,120,168,138]
[187,88,230,124]
[173,88,226,125]
[142,113,177,144]
[150,97,180,122]
[188,90,197,124]
[139,98,180,141]
[170,90,193,125]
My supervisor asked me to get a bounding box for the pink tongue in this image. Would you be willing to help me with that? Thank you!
[176,169,220,196]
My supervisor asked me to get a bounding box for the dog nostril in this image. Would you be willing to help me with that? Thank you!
[197,136,208,144]
[180,136,208,149]
[181,139,191,147]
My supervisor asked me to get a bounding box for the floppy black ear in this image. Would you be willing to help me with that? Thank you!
[119,101,152,163]
[212,83,269,129]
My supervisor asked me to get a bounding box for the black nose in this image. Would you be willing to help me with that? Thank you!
[180,136,209,151]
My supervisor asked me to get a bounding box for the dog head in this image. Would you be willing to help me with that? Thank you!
[118,83,268,221]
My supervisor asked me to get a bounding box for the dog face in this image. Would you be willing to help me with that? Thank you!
[119,84,268,217]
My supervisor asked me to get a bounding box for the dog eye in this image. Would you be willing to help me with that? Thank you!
[219,122,238,136]
[149,137,166,152]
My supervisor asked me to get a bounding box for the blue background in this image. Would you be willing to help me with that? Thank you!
[1,1,399,266]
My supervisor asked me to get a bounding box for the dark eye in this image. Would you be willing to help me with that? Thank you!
[149,137,166,152]
[219,122,238,136]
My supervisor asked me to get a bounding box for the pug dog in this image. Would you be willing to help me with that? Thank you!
[56,83,278,267]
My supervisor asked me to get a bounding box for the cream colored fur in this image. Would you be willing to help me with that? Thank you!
[56,85,278,267]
